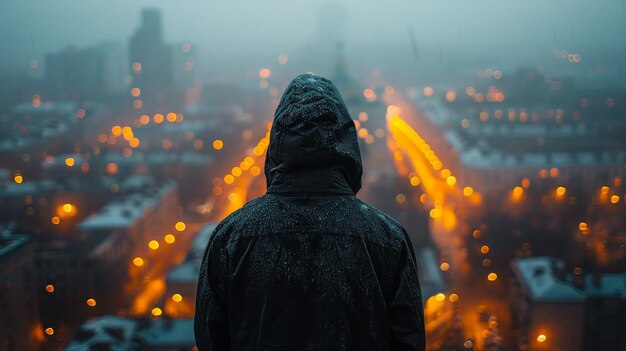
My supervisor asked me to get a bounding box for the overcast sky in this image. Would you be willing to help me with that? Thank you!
[1,0,625,74]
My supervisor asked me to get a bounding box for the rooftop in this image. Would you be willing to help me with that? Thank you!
[512,256,586,302]
[78,180,176,231]
[65,315,195,350]
[0,227,31,261]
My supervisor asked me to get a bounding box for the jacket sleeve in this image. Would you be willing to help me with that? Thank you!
[194,227,230,351]
[388,230,426,351]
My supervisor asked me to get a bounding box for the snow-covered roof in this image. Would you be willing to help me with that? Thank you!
[580,274,626,299]
[135,318,194,346]
[78,181,176,231]
[512,257,586,302]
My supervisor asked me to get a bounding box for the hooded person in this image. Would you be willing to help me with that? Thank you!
[195,74,425,350]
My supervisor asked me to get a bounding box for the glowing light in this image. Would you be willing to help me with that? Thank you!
[133,257,144,266]
[129,138,140,148]
[463,187,474,197]
[175,221,186,232]
[86,298,96,307]
[429,208,442,219]
[151,307,162,317]
[600,186,609,195]
[45,327,54,336]
[480,245,490,254]
[556,186,567,197]
[445,90,456,102]
[61,204,73,214]
[130,87,141,97]
[111,125,122,136]
[446,176,457,186]
[358,112,368,122]
[172,294,183,302]
[610,195,620,204]
[422,86,434,97]
[435,293,446,302]
[65,157,75,167]
[166,112,177,123]
[231,167,243,177]
[537,334,547,343]
[487,273,498,281]
[250,166,261,176]
[513,186,524,197]
[164,234,176,244]
[148,240,160,250]
[395,194,406,204]
[213,139,224,150]
[550,168,559,178]
[51,216,60,225]
[440,262,450,271]
[259,68,271,79]
[253,146,264,156]
[132,62,142,73]
[224,174,235,184]
[106,163,118,175]
[449,293,459,302]
[410,176,420,186]
[45,284,55,293]
[14,175,24,184]
[153,113,164,123]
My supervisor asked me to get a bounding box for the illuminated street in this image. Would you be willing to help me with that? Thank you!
[1,2,625,351]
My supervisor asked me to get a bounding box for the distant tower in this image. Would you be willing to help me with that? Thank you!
[333,41,351,84]
[128,8,173,105]
[316,4,349,48]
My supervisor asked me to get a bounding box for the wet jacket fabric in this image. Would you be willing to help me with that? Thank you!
[195,74,425,351]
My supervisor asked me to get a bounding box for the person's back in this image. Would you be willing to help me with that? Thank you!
[195,74,425,350]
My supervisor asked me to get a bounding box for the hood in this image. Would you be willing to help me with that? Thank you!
[264,74,362,195]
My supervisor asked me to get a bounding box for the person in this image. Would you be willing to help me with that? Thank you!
[194,74,425,350]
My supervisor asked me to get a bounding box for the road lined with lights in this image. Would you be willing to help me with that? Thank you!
[383,92,508,350]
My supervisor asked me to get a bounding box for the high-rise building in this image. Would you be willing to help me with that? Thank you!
[44,42,125,100]
[128,9,173,105]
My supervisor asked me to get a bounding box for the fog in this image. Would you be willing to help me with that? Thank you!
[2,0,625,80]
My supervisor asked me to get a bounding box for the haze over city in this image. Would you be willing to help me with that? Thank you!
[0,1,625,351]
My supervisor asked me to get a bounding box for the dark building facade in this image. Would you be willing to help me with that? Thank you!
[0,233,41,351]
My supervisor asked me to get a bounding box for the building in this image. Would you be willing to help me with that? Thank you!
[0,102,102,176]
[36,179,179,326]
[128,8,173,105]
[0,230,41,351]
[44,42,125,99]
[65,315,195,351]
[510,256,626,351]
[416,96,625,196]
[164,223,217,317]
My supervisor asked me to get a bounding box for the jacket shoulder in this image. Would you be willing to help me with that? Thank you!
[350,198,409,248]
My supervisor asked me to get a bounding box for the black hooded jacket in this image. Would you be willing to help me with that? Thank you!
[195,74,425,350]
